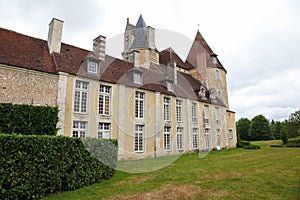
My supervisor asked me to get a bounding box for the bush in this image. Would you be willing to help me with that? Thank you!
[237,139,260,149]
[0,134,118,199]
[0,103,58,135]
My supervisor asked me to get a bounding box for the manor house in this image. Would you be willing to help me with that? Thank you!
[0,15,236,160]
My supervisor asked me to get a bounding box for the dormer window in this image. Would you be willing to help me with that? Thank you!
[212,56,217,64]
[88,60,99,75]
[133,71,142,85]
[199,86,206,98]
[166,81,174,92]
[210,89,216,100]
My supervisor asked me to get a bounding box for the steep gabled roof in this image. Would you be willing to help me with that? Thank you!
[159,48,193,70]
[185,31,226,72]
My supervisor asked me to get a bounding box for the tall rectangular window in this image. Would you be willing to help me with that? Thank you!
[228,129,233,139]
[204,105,209,124]
[216,129,221,147]
[163,97,170,121]
[205,129,211,148]
[98,123,110,138]
[192,128,199,149]
[192,102,197,123]
[73,121,87,138]
[74,80,88,113]
[134,125,144,152]
[176,99,183,122]
[214,107,220,125]
[164,126,171,151]
[176,127,183,150]
[135,92,144,119]
[215,69,220,80]
[99,85,110,115]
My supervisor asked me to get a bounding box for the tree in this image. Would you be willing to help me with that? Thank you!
[280,125,288,144]
[236,118,251,140]
[286,110,300,138]
[249,114,271,141]
[270,120,282,140]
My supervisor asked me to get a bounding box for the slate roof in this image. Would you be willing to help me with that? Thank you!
[0,27,225,106]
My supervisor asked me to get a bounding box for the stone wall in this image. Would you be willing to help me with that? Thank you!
[0,64,58,106]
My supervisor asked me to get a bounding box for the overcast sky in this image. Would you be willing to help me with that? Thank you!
[1,0,299,121]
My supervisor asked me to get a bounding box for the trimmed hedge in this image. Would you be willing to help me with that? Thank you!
[0,103,58,135]
[0,134,118,199]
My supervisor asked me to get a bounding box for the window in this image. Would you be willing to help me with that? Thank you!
[204,105,209,124]
[133,72,142,84]
[212,56,218,64]
[192,128,199,149]
[163,97,171,121]
[135,92,144,119]
[99,85,110,115]
[73,121,87,138]
[74,80,88,113]
[216,129,221,147]
[176,127,183,150]
[228,129,233,139]
[98,123,110,138]
[88,61,99,74]
[164,126,171,151]
[192,102,197,123]
[217,90,222,99]
[199,86,206,98]
[215,69,220,80]
[176,99,183,122]
[134,125,144,152]
[214,107,220,125]
[167,81,174,92]
[205,129,211,148]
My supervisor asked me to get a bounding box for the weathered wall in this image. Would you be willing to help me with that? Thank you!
[0,64,58,106]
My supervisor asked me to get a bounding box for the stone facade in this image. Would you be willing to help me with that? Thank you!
[0,64,58,106]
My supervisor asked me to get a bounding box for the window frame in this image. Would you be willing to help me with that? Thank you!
[135,91,144,119]
[134,124,145,152]
[164,126,171,151]
[99,85,111,116]
[74,80,88,113]
[176,127,183,151]
[88,60,99,75]
[192,128,199,149]
[98,122,110,138]
[205,128,211,148]
[72,121,87,138]
[192,102,198,123]
[176,99,183,122]
[163,97,171,121]
[133,71,142,85]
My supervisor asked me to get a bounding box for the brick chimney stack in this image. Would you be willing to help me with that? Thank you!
[47,18,63,54]
[93,35,106,61]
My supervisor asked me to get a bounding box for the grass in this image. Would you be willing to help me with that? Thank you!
[44,143,300,200]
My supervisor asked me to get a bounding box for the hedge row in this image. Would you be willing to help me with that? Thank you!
[0,103,58,135]
[0,134,118,199]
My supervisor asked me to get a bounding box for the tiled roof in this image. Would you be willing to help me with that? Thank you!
[185,31,226,72]
[0,27,225,106]
[159,48,193,70]
[0,28,56,74]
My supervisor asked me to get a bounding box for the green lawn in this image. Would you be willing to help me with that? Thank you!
[44,144,300,200]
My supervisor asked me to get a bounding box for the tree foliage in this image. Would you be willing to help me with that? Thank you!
[270,120,282,140]
[286,109,300,138]
[249,114,271,141]
[236,118,251,140]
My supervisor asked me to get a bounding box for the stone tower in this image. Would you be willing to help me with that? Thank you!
[122,15,159,68]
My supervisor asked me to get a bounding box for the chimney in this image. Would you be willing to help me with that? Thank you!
[93,35,106,61]
[147,26,155,50]
[167,61,177,84]
[47,18,63,54]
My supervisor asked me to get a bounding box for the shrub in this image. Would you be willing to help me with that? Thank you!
[237,139,260,149]
[0,103,58,135]
[0,134,118,199]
